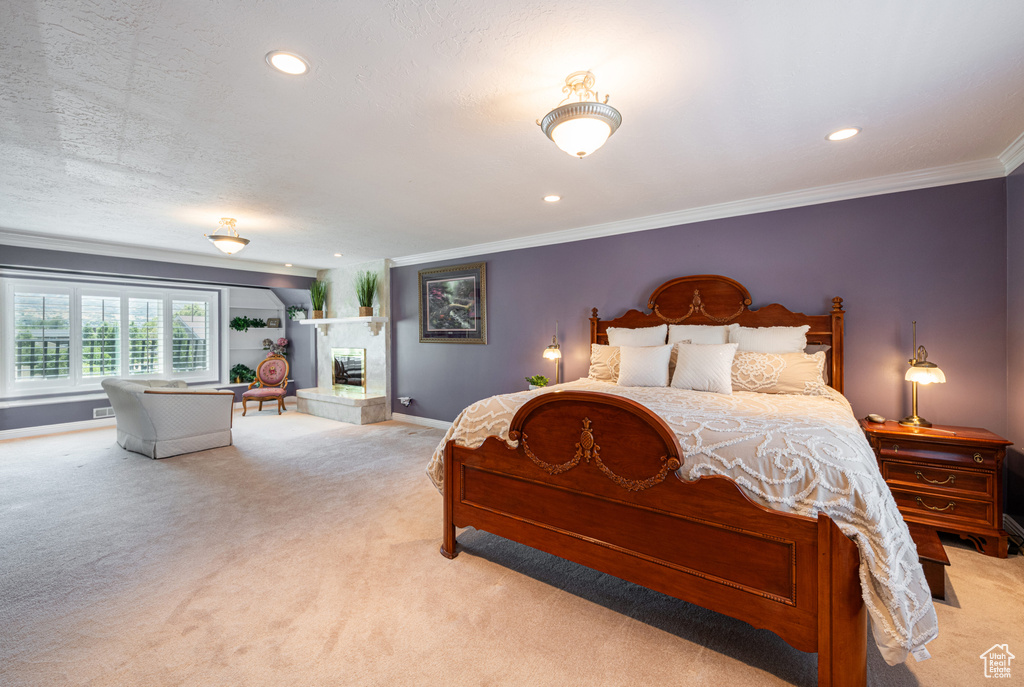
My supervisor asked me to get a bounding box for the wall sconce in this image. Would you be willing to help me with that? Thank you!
[542,321,562,384]
[900,321,946,427]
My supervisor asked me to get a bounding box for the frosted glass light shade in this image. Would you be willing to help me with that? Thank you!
[543,346,562,360]
[208,235,250,254]
[905,365,945,384]
[550,118,613,158]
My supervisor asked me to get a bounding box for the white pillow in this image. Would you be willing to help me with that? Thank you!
[729,325,809,353]
[668,323,737,345]
[587,344,621,382]
[617,345,672,387]
[606,324,667,347]
[670,343,739,394]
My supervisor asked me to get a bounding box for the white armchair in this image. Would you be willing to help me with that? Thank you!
[101,379,235,459]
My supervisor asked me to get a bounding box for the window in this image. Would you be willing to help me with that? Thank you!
[172,300,210,372]
[2,278,220,397]
[128,298,163,375]
[14,290,70,382]
[81,295,121,378]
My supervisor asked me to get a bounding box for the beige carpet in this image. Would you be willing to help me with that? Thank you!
[1,412,1022,686]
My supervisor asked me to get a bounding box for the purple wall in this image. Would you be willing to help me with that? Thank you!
[0,244,316,431]
[1006,164,1024,518]
[392,179,1009,441]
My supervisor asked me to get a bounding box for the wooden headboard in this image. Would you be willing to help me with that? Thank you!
[589,274,845,393]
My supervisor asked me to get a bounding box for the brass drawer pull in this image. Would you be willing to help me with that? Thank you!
[892,444,899,453]
[915,470,955,486]
[916,496,955,512]
[973,453,983,463]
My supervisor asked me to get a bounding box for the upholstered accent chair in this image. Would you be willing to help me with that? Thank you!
[101,378,235,459]
[242,355,290,415]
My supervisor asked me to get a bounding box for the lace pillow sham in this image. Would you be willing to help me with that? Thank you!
[731,350,827,394]
[588,344,621,382]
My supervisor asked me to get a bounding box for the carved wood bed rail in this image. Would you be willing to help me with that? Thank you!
[440,276,865,686]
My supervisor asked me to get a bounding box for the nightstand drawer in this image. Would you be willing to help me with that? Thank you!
[876,439,997,468]
[890,488,993,527]
[880,461,993,498]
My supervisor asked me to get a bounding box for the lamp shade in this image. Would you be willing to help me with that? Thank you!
[543,346,562,360]
[905,364,945,385]
[547,112,614,158]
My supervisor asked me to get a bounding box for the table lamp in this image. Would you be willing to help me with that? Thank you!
[900,321,946,427]
[542,321,561,384]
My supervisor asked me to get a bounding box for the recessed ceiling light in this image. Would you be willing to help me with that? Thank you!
[543,195,561,202]
[334,253,342,257]
[826,127,861,142]
[284,263,292,267]
[266,51,309,76]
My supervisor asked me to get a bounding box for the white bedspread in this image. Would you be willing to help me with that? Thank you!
[427,379,938,666]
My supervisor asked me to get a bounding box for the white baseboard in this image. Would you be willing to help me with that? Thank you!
[0,417,117,441]
[1005,514,1024,542]
[391,412,451,431]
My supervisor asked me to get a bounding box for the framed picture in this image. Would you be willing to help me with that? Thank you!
[418,262,487,344]
[266,317,282,328]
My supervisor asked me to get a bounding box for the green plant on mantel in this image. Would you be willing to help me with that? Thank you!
[229,316,267,333]
[309,280,327,312]
[354,270,379,308]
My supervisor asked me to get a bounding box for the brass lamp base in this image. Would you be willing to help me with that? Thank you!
[899,414,932,428]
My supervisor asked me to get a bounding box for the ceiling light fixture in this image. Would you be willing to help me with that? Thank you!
[334,253,342,257]
[826,127,861,141]
[285,263,292,267]
[538,71,622,159]
[205,218,250,255]
[266,51,310,75]
[543,195,561,202]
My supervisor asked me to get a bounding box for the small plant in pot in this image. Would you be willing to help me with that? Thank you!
[309,280,327,319]
[355,270,379,317]
[230,363,256,384]
[287,304,306,321]
[525,374,549,390]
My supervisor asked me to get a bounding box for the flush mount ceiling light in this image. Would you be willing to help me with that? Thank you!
[826,127,861,141]
[538,71,622,159]
[265,51,309,75]
[543,195,561,202]
[205,218,250,255]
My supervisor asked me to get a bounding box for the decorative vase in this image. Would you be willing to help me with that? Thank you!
[529,384,541,390]
[358,306,373,317]
[312,310,324,319]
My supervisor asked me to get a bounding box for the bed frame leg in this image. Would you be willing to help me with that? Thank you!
[440,442,458,559]
[817,515,868,687]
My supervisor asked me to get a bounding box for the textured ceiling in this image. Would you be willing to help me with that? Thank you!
[2,0,1024,269]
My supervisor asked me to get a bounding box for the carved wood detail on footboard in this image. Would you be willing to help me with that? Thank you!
[441,392,867,687]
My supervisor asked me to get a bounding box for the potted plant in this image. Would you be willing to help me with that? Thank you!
[309,280,327,319]
[230,363,256,384]
[287,304,306,321]
[355,270,379,317]
[525,374,549,390]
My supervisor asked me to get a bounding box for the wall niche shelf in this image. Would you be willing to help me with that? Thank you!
[299,316,388,336]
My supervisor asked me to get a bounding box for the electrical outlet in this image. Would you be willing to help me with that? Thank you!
[398,396,412,406]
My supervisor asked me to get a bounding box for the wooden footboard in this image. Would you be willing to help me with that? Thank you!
[441,391,866,687]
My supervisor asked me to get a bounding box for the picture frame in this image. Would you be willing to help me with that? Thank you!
[418,262,487,344]
[266,317,282,328]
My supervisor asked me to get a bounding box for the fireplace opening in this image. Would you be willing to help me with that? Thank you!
[332,348,365,389]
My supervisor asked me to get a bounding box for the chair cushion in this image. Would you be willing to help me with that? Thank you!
[242,387,286,398]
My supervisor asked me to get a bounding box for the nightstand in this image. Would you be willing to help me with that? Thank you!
[861,420,1012,559]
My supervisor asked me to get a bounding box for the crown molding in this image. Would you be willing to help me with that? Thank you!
[1000,130,1024,175]
[391,157,1007,267]
[0,229,319,277]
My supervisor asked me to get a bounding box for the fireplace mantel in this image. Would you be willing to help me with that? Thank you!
[299,316,388,336]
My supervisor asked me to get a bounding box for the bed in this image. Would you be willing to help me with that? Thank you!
[429,275,937,686]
